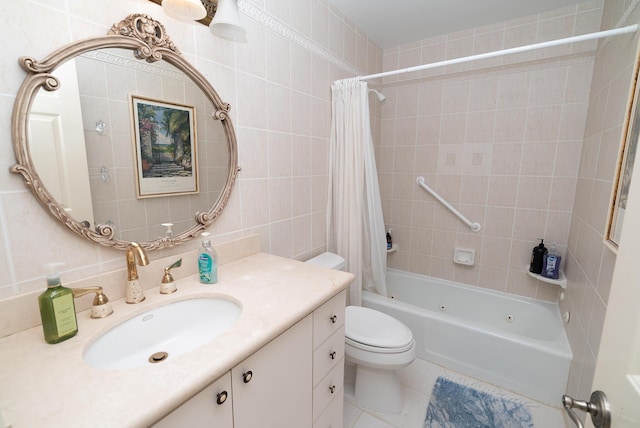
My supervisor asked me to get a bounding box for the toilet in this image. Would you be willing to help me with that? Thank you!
[306,252,416,414]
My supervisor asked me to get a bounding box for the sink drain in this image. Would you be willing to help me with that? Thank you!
[149,351,169,363]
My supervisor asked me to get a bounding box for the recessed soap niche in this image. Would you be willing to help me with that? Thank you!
[453,248,475,266]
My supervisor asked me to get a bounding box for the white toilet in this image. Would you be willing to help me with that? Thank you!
[306,252,416,414]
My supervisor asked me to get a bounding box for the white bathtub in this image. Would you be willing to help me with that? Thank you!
[362,269,572,406]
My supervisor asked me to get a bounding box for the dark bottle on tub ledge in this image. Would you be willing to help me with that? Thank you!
[529,239,547,274]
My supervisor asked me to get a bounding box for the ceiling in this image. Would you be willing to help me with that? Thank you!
[328,0,599,49]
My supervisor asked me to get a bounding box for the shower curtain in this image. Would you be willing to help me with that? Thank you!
[327,78,387,306]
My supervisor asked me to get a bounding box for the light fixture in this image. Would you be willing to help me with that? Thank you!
[162,0,207,22]
[209,0,245,40]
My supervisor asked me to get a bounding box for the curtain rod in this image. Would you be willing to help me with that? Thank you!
[358,24,638,81]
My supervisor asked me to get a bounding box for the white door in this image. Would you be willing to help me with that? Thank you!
[29,59,95,227]
[581,145,640,427]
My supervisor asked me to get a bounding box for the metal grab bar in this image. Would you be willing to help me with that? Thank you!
[416,176,482,232]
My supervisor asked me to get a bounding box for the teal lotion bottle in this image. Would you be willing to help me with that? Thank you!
[198,232,218,284]
[38,264,78,344]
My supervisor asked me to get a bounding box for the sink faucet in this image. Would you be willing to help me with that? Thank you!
[71,286,114,318]
[125,242,149,304]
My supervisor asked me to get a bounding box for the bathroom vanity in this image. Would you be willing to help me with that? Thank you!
[0,249,352,427]
[155,291,346,427]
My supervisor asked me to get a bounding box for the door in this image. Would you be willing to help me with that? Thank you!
[29,58,95,227]
[583,145,640,427]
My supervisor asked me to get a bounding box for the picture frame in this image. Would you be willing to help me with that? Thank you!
[607,54,640,248]
[130,95,198,198]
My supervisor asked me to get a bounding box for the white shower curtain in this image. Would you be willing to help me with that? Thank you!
[327,78,387,306]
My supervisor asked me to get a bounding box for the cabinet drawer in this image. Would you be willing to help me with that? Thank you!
[313,326,345,387]
[313,290,346,346]
[313,391,343,428]
[313,357,344,422]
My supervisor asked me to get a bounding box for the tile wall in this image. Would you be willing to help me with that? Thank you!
[0,0,382,303]
[561,0,640,412]
[377,1,604,302]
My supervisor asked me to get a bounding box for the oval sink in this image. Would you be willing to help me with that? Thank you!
[84,297,241,370]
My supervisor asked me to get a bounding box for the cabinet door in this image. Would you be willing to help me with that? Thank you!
[153,371,233,428]
[232,315,313,428]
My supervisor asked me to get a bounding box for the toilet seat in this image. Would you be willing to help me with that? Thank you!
[345,306,414,350]
[346,336,415,354]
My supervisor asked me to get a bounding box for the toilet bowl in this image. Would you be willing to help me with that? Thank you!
[306,252,416,414]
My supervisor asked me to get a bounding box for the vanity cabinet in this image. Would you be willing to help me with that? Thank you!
[153,290,346,428]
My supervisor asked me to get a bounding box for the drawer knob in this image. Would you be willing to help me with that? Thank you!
[330,314,338,324]
[329,385,336,394]
[243,370,253,383]
[216,391,228,405]
[330,351,336,360]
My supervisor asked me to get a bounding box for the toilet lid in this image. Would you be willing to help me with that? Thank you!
[305,252,345,270]
[345,306,413,349]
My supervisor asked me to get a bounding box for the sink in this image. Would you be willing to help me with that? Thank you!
[84,297,241,369]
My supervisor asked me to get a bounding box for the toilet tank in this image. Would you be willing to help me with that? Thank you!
[305,252,345,271]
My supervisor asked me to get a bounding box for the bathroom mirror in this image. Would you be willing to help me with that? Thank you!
[608,51,640,247]
[11,14,239,250]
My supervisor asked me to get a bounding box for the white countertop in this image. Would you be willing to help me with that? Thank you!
[0,252,353,428]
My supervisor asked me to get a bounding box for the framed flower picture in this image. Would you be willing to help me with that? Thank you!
[131,95,198,198]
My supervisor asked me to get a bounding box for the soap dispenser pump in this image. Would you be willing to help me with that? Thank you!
[529,239,547,274]
[38,263,78,344]
[198,232,218,284]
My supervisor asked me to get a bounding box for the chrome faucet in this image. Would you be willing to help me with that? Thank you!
[125,242,149,304]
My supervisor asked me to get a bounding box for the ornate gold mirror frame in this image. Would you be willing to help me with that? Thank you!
[11,14,239,251]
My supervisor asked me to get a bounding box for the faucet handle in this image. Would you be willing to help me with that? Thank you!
[160,258,182,294]
[71,286,114,319]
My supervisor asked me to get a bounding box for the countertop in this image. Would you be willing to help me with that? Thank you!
[0,252,353,427]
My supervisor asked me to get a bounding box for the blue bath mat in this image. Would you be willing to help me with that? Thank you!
[424,376,534,428]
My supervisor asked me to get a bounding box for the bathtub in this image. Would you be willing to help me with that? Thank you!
[362,269,572,406]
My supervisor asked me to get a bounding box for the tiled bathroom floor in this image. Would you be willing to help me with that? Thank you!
[343,358,567,428]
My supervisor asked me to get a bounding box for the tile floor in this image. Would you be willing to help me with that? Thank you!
[343,358,567,428]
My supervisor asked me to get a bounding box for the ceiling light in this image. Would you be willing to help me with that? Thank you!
[209,0,245,40]
[162,0,207,22]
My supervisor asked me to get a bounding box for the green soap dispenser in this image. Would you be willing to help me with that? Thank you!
[38,264,78,344]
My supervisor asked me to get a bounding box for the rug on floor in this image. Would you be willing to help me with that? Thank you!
[424,376,534,428]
